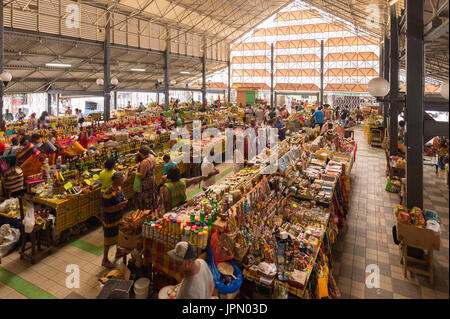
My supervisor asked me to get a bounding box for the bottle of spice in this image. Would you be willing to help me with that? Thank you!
[198,232,204,248]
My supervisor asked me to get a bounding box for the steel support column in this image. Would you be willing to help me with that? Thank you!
[227,60,231,105]
[389,2,400,156]
[383,31,390,129]
[56,94,60,117]
[0,0,4,131]
[114,91,117,110]
[47,93,52,114]
[270,43,274,107]
[164,38,170,111]
[405,0,425,209]
[103,11,111,122]
[320,40,324,107]
[202,37,207,111]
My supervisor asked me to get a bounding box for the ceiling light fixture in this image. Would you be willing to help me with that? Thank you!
[180,71,190,74]
[46,63,72,68]
[131,68,146,72]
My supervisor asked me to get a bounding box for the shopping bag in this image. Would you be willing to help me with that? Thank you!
[210,228,234,262]
[20,154,43,177]
[66,141,86,156]
[23,200,35,233]
[133,175,142,193]
[385,179,393,192]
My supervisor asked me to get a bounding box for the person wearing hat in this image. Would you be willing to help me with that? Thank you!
[168,241,214,299]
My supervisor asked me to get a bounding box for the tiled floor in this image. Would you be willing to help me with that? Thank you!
[332,126,449,299]
[0,162,234,299]
[0,130,448,299]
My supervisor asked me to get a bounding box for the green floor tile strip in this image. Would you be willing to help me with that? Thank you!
[70,239,104,256]
[0,267,58,299]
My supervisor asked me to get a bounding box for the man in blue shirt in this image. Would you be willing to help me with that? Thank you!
[313,106,325,130]
[273,116,286,141]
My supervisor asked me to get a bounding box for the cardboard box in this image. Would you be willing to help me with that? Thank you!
[396,221,440,251]
[118,231,141,250]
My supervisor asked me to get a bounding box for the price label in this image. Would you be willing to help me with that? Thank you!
[293,204,297,208]
[64,182,73,190]
[84,179,91,186]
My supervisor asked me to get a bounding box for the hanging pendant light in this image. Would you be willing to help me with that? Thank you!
[368,77,390,97]
[96,78,104,86]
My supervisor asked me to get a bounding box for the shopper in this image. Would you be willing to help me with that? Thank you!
[273,116,286,141]
[233,135,253,174]
[5,109,13,121]
[28,113,38,131]
[76,109,85,128]
[17,108,26,121]
[159,166,213,213]
[168,241,214,299]
[135,146,158,211]
[127,101,132,109]
[340,106,350,121]
[354,107,363,124]
[313,106,325,130]
[78,129,89,149]
[38,111,49,129]
[138,102,145,112]
[65,106,72,115]
[3,137,20,155]
[333,106,340,121]
[255,106,264,125]
[101,171,128,269]
[162,154,178,176]
[201,149,220,191]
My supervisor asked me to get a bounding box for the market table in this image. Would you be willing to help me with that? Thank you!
[143,238,184,283]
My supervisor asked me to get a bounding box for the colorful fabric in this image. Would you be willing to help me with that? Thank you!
[137,156,158,211]
[16,143,40,165]
[101,186,124,246]
[143,239,184,283]
[164,178,187,209]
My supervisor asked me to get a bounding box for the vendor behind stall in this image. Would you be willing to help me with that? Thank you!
[159,166,212,214]
[168,241,214,299]
[101,171,128,269]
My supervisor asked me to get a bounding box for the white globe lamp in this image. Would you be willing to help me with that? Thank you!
[96,78,104,86]
[0,72,13,82]
[111,77,119,86]
[368,77,390,97]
